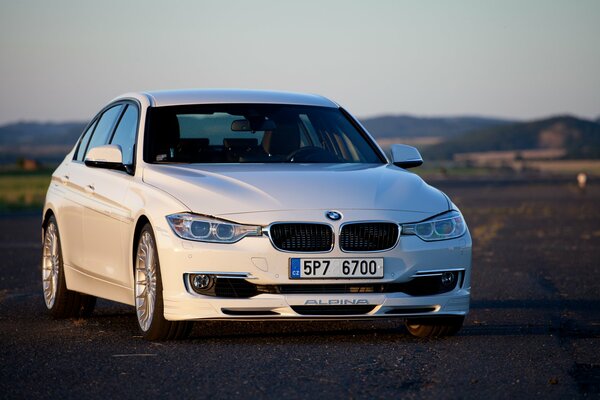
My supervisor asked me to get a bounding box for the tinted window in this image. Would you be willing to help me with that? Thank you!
[177,113,265,145]
[145,105,383,164]
[110,104,138,165]
[74,120,98,161]
[84,105,124,159]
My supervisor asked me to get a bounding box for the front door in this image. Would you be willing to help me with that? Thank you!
[80,103,140,288]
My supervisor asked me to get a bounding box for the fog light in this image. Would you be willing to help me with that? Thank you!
[441,272,456,287]
[192,274,213,290]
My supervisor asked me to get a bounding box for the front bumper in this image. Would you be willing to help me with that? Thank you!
[163,289,470,321]
[153,213,472,321]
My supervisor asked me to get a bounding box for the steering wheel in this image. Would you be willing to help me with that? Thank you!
[286,146,340,163]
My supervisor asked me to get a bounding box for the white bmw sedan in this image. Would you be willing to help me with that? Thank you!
[42,89,471,340]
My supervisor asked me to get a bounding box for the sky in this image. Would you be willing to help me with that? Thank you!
[0,0,599,125]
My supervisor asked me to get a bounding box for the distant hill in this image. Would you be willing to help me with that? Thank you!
[423,116,600,160]
[0,116,514,165]
[0,121,86,164]
[360,115,514,139]
[0,121,86,146]
[0,115,598,165]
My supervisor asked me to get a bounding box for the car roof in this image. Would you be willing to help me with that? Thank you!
[114,89,339,108]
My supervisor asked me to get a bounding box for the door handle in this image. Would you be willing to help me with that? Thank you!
[60,175,69,184]
[85,184,95,193]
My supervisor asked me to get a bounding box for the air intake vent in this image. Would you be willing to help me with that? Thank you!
[269,223,333,252]
[384,307,437,315]
[339,223,399,251]
[291,305,376,315]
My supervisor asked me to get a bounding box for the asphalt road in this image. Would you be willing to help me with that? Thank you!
[1,179,599,399]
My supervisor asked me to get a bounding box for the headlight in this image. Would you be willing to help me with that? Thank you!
[166,213,262,243]
[401,211,466,241]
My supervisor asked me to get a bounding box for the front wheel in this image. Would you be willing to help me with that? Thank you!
[135,223,192,340]
[42,215,96,318]
[405,316,465,338]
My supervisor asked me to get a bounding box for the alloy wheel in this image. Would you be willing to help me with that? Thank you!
[42,222,60,309]
[135,231,157,331]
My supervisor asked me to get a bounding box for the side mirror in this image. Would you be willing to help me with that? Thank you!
[85,145,125,171]
[391,144,423,169]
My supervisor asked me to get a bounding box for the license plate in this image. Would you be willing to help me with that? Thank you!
[289,258,384,279]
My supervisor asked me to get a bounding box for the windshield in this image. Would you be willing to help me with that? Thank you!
[144,104,383,163]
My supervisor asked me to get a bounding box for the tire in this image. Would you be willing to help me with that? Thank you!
[42,215,96,318]
[135,223,192,340]
[405,316,465,338]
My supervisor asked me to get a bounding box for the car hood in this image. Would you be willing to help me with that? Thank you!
[142,163,449,216]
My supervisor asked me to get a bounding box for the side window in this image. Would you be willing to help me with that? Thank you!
[110,105,139,165]
[74,120,98,161]
[83,105,124,160]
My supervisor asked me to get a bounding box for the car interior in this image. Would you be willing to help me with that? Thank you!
[146,106,378,164]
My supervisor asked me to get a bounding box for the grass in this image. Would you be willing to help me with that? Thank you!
[0,160,596,212]
[414,166,500,179]
[0,170,52,212]
[413,160,600,180]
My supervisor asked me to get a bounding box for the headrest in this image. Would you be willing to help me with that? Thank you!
[262,121,300,156]
[153,113,181,161]
[223,138,258,149]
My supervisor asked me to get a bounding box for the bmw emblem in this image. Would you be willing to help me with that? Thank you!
[325,211,342,221]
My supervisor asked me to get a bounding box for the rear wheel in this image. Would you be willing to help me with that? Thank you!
[405,316,464,338]
[135,223,192,340]
[42,215,96,318]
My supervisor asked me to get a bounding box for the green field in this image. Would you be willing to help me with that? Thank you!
[0,161,595,213]
[0,170,52,212]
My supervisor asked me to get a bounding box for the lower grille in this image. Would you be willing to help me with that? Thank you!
[188,272,461,298]
[271,272,460,296]
[276,284,378,294]
[291,305,376,315]
[221,309,280,316]
[339,223,399,251]
[188,277,259,298]
[269,223,333,252]
[392,274,458,296]
[384,307,437,315]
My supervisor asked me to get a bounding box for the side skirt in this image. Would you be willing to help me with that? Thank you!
[64,264,134,306]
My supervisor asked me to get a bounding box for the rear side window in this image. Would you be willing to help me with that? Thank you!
[83,105,124,160]
[110,105,139,165]
[74,120,98,161]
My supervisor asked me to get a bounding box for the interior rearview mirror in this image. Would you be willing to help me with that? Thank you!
[231,118,277,132]
[231,119,251,131]
[390,144,423,169]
